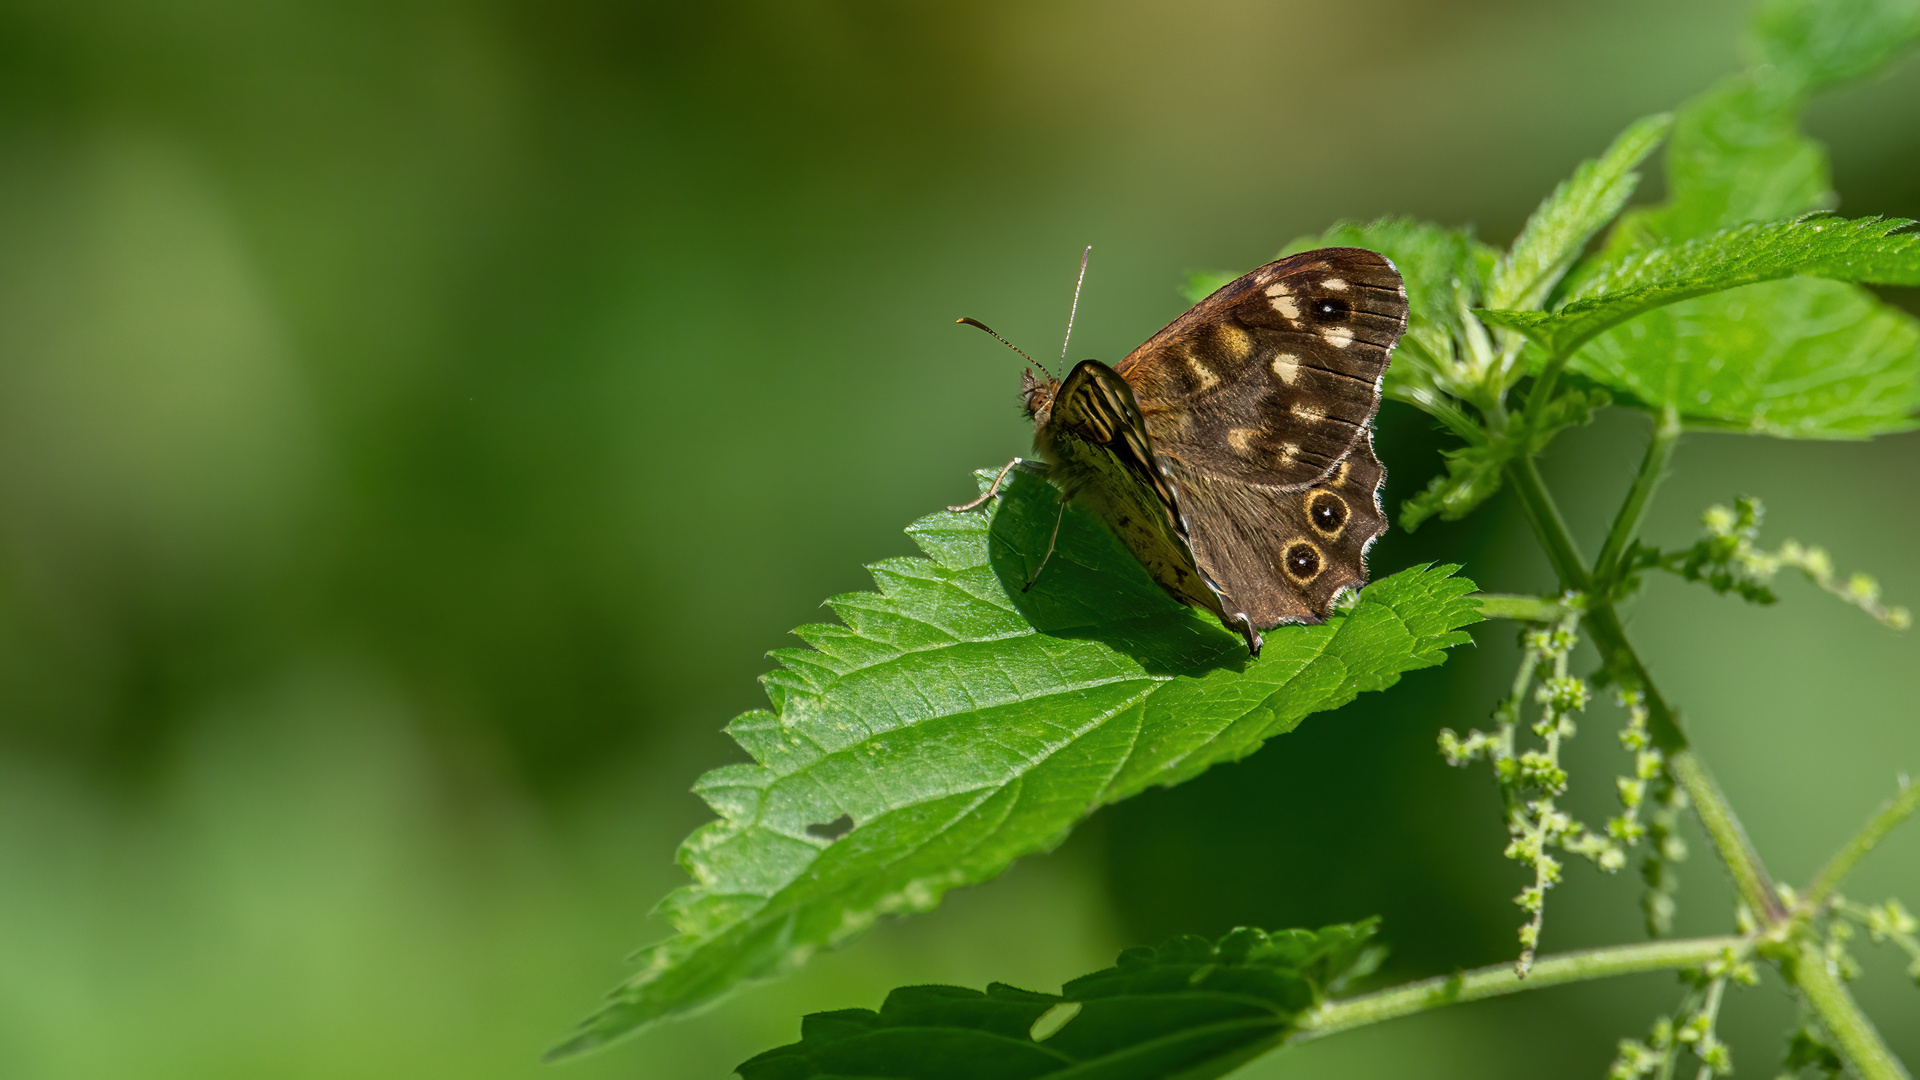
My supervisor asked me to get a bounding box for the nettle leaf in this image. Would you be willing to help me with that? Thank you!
[1573,279,1920,438]
[736,921,1386,1080]
[1486,113,1672,312]
[552,472,1479,1056]
[1478,215,1920,360]
[1749,0,1920,97]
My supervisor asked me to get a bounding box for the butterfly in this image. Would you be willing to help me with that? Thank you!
[955,248,1408,657]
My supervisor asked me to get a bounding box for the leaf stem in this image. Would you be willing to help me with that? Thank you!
[1801,779,1920,912]
[1293,936,1744,1041]
[1473,593,1578,622]
[1594,405,1681,586]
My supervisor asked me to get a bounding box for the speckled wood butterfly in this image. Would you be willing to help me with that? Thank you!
[955,248,1408,656]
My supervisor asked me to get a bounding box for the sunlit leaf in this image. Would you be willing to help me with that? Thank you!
[1487,113,1671,312]
[550,472,1479,1056]
[1572,279,1920,437]
[1478,215,1920,359]
[1749,0,1920,96]
[735,921,1385,1080]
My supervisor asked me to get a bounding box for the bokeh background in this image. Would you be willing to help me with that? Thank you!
[0,0,1916,1076]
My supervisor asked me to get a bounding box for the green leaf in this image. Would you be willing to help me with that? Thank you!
[1749,0,1920,97]
[551,472,1479,1056]
[1486,113,1672,312]
[735,921,1385,1080]
[1571,279,1920,437]
[1478,215,1920,359]
[1607,75,1833,251]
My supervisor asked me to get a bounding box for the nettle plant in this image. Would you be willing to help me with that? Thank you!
[556,3,1920,1076]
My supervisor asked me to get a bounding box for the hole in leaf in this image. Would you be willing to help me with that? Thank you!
[806,814,855,841]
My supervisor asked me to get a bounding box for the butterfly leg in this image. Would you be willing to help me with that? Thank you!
[1225,612,1264,659]
[948,457,1047,512]
[1021,496,1070,593]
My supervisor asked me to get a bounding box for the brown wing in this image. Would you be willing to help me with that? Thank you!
[1035,361,1229,624]
[1170,433,1388,630]
[1114,248,1407,489]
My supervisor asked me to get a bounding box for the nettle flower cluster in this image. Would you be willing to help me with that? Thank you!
[1439,604,1688,974]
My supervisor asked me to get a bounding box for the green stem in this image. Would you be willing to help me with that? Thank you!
[1802,780,1920,912]
[1520,347,1574,436]
[1593,405,1681,587]
[1293,937,1743,1040]
[1505,459,1591,591]
[1668,750,1785,925]
[1792,938,1913,1080]
[1473,593,1578,622]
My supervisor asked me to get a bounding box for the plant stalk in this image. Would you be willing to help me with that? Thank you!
[1593,405,1681,586]
[1791,938,1913,1080]
[1293,936,1744,1040]
[1801,779,1920,912]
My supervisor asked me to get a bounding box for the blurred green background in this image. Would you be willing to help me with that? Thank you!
[0,1,1915,1076]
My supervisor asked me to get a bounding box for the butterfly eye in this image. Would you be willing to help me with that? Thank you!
[1284,542,1322,582]
[1309,494,1348,535]
[1312,297,1349,320]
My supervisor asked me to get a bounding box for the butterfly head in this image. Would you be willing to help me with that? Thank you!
[1020,368,1061,425]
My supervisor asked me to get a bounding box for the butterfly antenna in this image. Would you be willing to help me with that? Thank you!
[956,317,1054,380]
[1059,245,1090,361]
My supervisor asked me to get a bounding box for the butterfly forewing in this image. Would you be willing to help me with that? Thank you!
[1115,248,1407,489]
[1037,360,1227,621]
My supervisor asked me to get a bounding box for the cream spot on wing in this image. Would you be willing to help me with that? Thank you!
[1332,461,1352,485]
[1270,295,1300,320]
[1322,278,1348,291]
[1291,403,1325,423]
[1216,324,1252,359]
[1228,428,1261,452]
[1188,356,1220,389]
[1263,282,1293,297]
[1322,325,1355,348]
[1279,441,1300,462]
[1271,353,1301,384]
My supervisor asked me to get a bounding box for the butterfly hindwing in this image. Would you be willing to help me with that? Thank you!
[1171,434,1388,630]
[1115,248,1407,489]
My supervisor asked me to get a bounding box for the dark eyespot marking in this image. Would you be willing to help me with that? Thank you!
[1284,541,1322,582]
[806,814,855,841]
[1309,493,1348,536]
[1310,296,1349,321]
